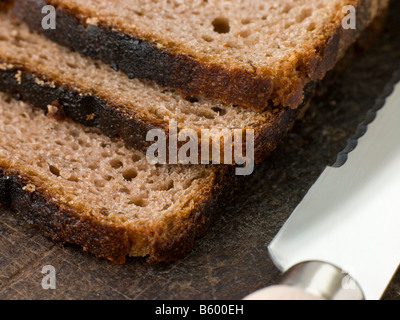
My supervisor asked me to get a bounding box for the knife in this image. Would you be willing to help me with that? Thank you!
[244,70,400,300]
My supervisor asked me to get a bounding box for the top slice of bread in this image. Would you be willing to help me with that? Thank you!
[11,0,389,110]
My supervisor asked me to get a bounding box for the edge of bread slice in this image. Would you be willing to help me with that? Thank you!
[10,0,389,110]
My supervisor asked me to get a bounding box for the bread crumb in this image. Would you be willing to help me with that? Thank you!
[47,104,58,115]
[15,70,22,84]
[34,77,56,88]
[22,184,36,193]
[86,113,96,120]
[47,101,66,121]
[86,17,99,25]
[34,77,45,86]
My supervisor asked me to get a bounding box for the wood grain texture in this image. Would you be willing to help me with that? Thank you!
[1,0,400,301]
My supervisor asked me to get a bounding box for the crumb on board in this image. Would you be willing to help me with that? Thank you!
[86,113,96,120]
[22,184,36,193]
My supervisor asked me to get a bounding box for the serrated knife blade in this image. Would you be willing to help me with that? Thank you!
[267,72,400,300]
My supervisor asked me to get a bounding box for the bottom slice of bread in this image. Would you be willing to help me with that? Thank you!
[0,93,235,263]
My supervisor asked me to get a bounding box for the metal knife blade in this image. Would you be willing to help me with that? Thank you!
[268,72,400,300]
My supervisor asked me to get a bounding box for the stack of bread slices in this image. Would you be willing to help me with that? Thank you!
[0,0,389,263]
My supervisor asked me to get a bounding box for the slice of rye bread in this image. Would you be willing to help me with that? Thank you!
[0,92,238,264]
[0,14,303,165]
[10,0,389,110]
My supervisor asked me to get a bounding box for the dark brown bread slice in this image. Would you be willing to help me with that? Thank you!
[0,92,237,264]
[11,0,389,110]
[0,15,299,165]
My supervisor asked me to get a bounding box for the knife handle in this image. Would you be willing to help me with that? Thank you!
[244,261,365,300]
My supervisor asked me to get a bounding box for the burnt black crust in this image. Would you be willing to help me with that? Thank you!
[0,165,237,264]
[10,0,384,110]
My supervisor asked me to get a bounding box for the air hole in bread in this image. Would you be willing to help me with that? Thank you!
[119,186,130,194]
[55,140,64,146]
[239,30,251,39]
[132,154,141,162]
[211,107,227,116]
[110,158,123,169]
[202,35,213,42]
[89,163,99,170]
[122,167,138,181]
[78,138,87,146]
[94,179,105,188]
[101,151,109,158]
[212,17,230,34]
[129,198,147,207]
[307,22,316,31]
[197,110,215,120]
[103,175,113,181]
[241,18,251,25]
[185,96,199,103]
[68,175,80,182]
[49,164,60,177]
[100,141,109,148]
[224,40,243,49]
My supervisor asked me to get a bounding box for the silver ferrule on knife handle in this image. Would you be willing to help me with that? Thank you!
[280,261,364,300]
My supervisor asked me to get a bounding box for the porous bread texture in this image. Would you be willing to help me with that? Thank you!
[21,0,389,109]
[45,0,350,68]
[0,92,228,262]
[0,15,291,164]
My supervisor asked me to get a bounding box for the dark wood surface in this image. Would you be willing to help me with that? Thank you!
[1,1,400,300]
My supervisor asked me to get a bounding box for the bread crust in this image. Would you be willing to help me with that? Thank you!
[0,165,236,264]
[10,0,389,110]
